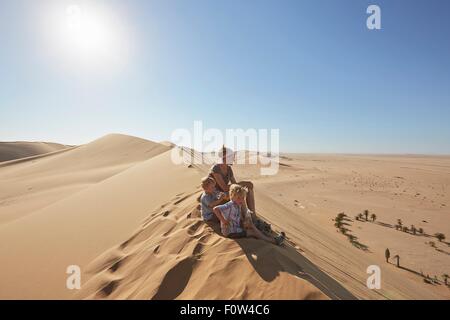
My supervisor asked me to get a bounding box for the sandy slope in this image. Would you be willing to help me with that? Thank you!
[0,149,199,299]
[0,144,331,300]
[75,192,329,300]
[0,134,170,224]
[0,141,69,162]
[233,154,450,299]
[0,136,448,300]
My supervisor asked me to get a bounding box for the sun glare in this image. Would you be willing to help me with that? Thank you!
[41,3,131,74]
[65,5,113,58]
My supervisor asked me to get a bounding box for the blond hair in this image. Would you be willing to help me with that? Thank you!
[229,184,248,199]
[201,176,216,189]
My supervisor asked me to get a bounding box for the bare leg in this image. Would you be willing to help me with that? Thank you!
[238,181,255,213]
[246,222,276,244]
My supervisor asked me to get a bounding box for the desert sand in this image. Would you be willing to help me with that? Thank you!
[0,141,69,162]
[0,134,449,300]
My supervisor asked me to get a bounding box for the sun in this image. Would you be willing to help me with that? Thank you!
[35,1,134,75]
[63,4,117,64]
[37,2,130,74]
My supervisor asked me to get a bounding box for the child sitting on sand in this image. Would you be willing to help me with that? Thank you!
[200,176,227,222]
[213,184,285,245]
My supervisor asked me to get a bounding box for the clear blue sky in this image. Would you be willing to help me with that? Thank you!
[1,0,449,153]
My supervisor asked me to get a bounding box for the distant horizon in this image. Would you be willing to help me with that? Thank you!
[1,1,449,154]
[1,132,450,156]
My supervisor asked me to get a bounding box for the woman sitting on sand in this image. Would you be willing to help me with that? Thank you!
[209,147,256,215]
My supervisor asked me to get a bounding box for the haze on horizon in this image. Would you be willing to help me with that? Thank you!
[1,0,449,154]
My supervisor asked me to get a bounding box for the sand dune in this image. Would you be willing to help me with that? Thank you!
[0,148,198,299]
[0,141,335,300]
[0,141,69,162]
[0,135,449,300]
[76,193,330,300]
[0,134,171,224]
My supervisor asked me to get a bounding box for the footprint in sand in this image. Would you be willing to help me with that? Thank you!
[98,280,120,297]
[119,240,129,250]
[187,206,202,219]
[197,233,213,244]
[192,242,205,256]
[162,224,177,237]
[109,259,124,273]
[187,221,203,236]
[174,194,190,205]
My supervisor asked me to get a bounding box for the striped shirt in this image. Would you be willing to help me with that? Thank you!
[215,200,243,236]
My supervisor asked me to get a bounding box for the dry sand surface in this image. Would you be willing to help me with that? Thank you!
[0,134,449,300]
[0,134,170,224]
[239,154,450,299]
[0,141,69,162]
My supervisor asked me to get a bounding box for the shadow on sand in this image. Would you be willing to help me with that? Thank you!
[206,220,357,300]
[387,261,448,286]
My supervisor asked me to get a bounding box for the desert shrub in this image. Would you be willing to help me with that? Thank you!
[435,233,446,242]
